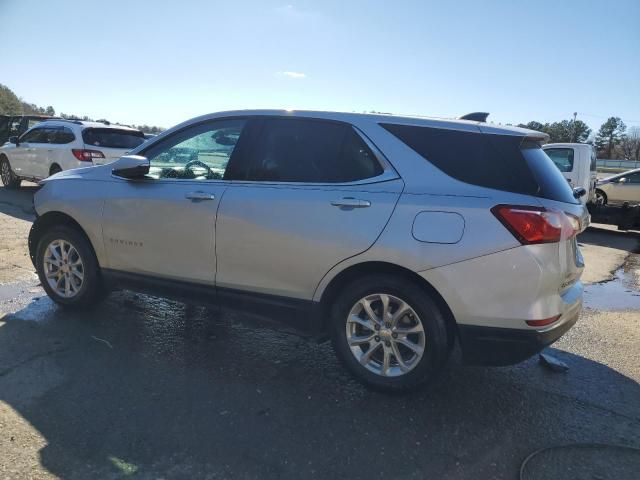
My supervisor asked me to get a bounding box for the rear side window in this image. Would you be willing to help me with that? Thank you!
[544,148,574,172]
[44,126,75,144]
[521,143,578,204]
[83,128,145,149]
[381,123,539,195]
[247,118,383,183]
[381,123,577,203]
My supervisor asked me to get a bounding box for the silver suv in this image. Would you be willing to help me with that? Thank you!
[29,110,587,391]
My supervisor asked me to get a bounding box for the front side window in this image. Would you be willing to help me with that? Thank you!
[590,148,597,171]
[625,172,640,184]
[20,128,48,144]
[143,119,246,180]
[544,148,575,173]
[246,118,383,183]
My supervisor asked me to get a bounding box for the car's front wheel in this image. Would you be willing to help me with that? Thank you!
[595,189,607,205]
[1,156,21,189]
[35,226,105,308]
[330,275,449,392]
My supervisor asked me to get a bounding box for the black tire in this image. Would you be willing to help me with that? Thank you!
[35,225,105,308]
[595,189,607,205]
[330,274,450,392]
[49,164,62,176]
[1,156,21,189]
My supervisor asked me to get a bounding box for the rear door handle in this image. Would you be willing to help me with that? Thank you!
[185,191,215,201]
[331,197,371,208]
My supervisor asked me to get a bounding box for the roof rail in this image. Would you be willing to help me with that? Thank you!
[44,118,84,125]
[459,112,490,122]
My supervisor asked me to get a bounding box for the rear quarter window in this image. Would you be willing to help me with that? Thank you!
[381,123,578,204]
[83,128,145,149]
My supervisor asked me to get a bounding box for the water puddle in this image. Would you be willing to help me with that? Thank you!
[584,253,640,310]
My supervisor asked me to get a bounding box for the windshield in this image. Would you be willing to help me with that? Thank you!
[82,128,145,149]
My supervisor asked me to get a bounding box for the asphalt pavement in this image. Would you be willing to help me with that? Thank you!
[0,185,639,479]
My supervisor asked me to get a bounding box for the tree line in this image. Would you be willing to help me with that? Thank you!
[0,83,164,134]
[517,116,638,161]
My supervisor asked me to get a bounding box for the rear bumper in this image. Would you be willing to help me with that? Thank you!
[457,302,581,366]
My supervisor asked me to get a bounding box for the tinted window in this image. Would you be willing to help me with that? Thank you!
[20,128,48,143]
[521,143,578,204]
[626,172,640,184]
[381,123,578,203]
[247,119,382,183]
[544,148,574,172]
[48,126,75,144]
[82,128,145,149]
[381,123,539,195]
[143,119,246,180]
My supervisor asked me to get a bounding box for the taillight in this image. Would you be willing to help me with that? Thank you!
[492,205,579,245]
[72,149,105,162]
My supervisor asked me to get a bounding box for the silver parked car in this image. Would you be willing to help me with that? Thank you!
[595,168,640,205]
[28,110,587,391]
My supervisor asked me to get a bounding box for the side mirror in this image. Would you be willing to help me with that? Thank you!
[573,187,587,199]
[8,136,18,145]
[112,155,150,179]
[618,177,628,184]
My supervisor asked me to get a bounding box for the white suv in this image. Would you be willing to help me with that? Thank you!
[0,120,145,188]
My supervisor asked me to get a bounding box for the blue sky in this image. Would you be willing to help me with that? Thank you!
[1,0,638,131]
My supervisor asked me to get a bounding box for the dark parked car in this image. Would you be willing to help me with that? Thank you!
[0,115,58,145]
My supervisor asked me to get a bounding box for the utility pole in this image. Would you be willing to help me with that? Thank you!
[572,112,577,142]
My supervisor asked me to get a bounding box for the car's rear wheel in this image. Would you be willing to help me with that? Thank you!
[330,274,449,392]
[1,156,21,189]
[35,226,104,308]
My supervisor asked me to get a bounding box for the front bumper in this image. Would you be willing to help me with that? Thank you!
[457,303,581,366]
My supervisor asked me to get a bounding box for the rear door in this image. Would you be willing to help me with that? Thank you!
[215,117,403,300]
[82,127,146,164]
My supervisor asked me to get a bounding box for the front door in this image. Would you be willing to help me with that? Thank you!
[101,118,248,284]
[215,117,404,300]
[12,127,48,177]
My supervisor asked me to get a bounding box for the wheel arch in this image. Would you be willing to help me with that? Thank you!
[28,211,98,268]
[49,163,62,175]
[317,261,458,349]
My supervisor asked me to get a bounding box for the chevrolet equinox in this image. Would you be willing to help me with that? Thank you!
[28,110,587,391]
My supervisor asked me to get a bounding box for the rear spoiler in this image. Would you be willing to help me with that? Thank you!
[459,112,490,122]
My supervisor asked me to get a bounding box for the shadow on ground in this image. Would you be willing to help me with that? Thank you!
[0,184,38,222]
[1,290,639,479]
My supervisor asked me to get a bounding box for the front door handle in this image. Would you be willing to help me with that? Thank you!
[185,191,215,201]
[331,197,371,208]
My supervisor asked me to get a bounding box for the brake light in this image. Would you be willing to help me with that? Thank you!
[526,315,561,327]
[72,149,105,162]
[491,205,564,244]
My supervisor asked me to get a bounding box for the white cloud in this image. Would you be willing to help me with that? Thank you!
[277,71,307,79]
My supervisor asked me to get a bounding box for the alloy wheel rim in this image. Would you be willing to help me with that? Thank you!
[346,293,426,377]
[43,239,84,298]
[1,161,10,184]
